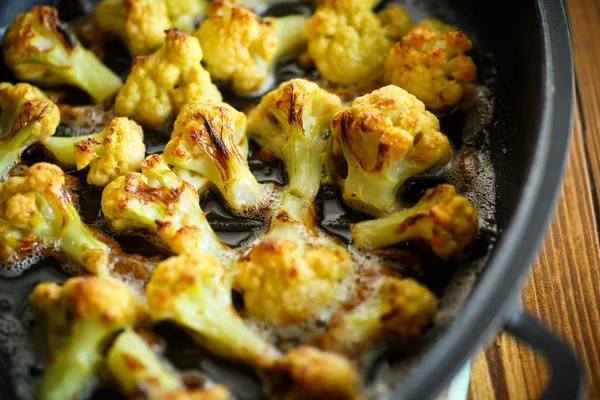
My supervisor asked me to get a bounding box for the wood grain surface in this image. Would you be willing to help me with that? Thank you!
[467,0,600,398]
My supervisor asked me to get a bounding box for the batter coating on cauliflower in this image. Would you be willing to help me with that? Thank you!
[163,101,262,211]
[385,24,477,110]
[352,184,478,259]
[303,0,397,86]
[101,155,229,258]
[94,0,172,56]
[42,117,146,187]
[312,277,437,354]
[0,82,60,175]
[0,163,110,276]
[327,85,452,216]
[115,29,222,127]
[234,236,353,325]
[194,0,308,94]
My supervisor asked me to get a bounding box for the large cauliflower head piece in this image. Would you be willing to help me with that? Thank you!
[95,0,172,56]
[0,82,60,175]
[303,0,397,86]
[328,85,452,216]
[385,23,477,110]
[233,237,353,326]
[115,29,222,127]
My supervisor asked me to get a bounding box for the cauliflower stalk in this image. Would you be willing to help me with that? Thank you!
[108,329,231,400]
[312,277,436,354]
[2,6,123,103]
[328,85,452,216]
[384,22,477,110]
[42,117,146,187]
[0,82,60,175]
[101,154,229,257]
[163,101,262,211]
[352,183,478,259]
[303,0,413,86]
[146,253,283,368]
[0,163,110,276]
[115,29,222,127]
[247,79,343,202]
[194,0,308,94]
[30,276,144,400]
[94,0,172,56]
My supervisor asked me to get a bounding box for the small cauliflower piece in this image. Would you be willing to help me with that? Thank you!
[163,101,262,210]
[234,234,353,325]
[165,0,207,33]
[146,253,283,368]
[284,346,361,400]
[2,6,123,103]
[384,24,477,110]
[194,0,307,94]
[352,184,478,259]
[30,276,144,400]
[328,85,451,216]
[101,154,229,257]
[247,79,343,202]
[94,0,172,56]
[115,29,222,127]
[312,277,436,354]
[303,0,393,85]
[377,5,414,42]
[0,82,60,175]
[42,117,146,187]
[108,329,232,400]
[0,163,110,275]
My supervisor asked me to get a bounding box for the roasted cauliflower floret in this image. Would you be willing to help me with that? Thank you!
[194,0,307,95]
[0,163,110,275]
[2,6,123,103]
[42,117,146,187]
[312,277,436,354]
[94,0,172,56]
[377,5,415,42]
[234,235,353,325]
[247,79,343,202]
[108,329,232,400]
[384,24,477,110]
[284,346,361,400]
[115,29,222,127]
[352,184,478,258]
[327,85,452,216]
[30,277,144,400]
[303,0,395,85]
[163,101,262,210]
[101,155,228,257]
[165,0,206,33]
[0,82,60,175]
[146,254,283,368]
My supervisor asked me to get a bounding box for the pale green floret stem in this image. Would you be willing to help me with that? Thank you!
[107,329,182,396]
[38,322,107,400]
[286,124,324,202]
[270,15,309,58]
[0,123,37,175]
[64,49,123,103]
[267,191,314,240]
[352,208,421,249]
[42,134,95,166]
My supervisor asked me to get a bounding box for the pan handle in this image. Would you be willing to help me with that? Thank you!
[504,310,583,400]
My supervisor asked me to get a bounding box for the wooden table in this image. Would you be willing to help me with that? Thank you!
[467,0,600,398]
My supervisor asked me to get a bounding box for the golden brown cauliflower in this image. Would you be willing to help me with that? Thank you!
[165,0,206,33]
[234,236,353,325]
[163,101,262,211]
[312,277,437,354]
[284,346,361,400]
[94,0,172,56]
[194,0,307,94]
[352,184,478,259]
[0,163,110,276]
[42,117,146,187]
[384,24,477,110]
[0,82,60,175]
[30,276,144,400]
[303,0,396,86]
[327,85,452,216]
[115,29,222,127]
